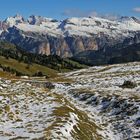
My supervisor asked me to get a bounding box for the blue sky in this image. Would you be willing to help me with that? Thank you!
[0,0,140,20]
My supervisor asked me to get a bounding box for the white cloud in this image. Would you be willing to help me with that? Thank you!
[62,9,98,17]
[62,9,120,20]
[133,7,140,13]
[102,14,120,20]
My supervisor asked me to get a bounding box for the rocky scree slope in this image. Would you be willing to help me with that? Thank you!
[0,15,140,57]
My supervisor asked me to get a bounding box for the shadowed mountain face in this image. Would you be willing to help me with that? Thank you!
[72,42,140,66]
[0,15,140,58]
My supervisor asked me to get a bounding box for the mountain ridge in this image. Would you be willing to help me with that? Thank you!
[0,14,140,58]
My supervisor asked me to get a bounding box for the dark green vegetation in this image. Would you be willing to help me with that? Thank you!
[120,80,137,89]
[0,41,85,77]
[72,43,140,66]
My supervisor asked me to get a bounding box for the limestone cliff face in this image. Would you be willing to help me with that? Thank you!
[83,38,98,51]
[71,37,85,55]
[65,37,99,56]
[38,42,51,55]
[0,21,9,31]
[1,27,140,58]
[0,27,99,57]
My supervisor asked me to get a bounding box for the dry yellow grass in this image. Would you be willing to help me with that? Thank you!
[0,56,58,78]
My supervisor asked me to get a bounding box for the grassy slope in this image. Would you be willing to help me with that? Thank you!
[0,71,16,79]
[0,41,86,78]
[0,56,57,77]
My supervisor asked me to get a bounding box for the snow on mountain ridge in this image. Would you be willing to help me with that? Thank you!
[1,15,140,37]
[5,14,26,27]
[16,23,62,37]
[27,15,55,25]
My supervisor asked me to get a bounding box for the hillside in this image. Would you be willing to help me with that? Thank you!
[0,41,85,77]
[72,43,140,65]
[0,56,58,77]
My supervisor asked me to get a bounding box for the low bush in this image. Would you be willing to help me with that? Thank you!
[120,80,137,89]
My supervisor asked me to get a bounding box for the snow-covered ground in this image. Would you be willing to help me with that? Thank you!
[0,80,60,139]
[0,62,140,140]
[0,78,101,140]
[53,62,140,140]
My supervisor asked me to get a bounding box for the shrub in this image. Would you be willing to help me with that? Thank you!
[120,80,137,89]
[33,71,43,77]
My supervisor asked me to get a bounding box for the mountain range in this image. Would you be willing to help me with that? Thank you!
[0,14,140,64]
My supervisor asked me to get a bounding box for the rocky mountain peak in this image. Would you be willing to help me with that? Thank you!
[27,15,56,26]
[118,16,140,24]
[28,15,44,25]
[1,15,140,37]
[4,14,25,27]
